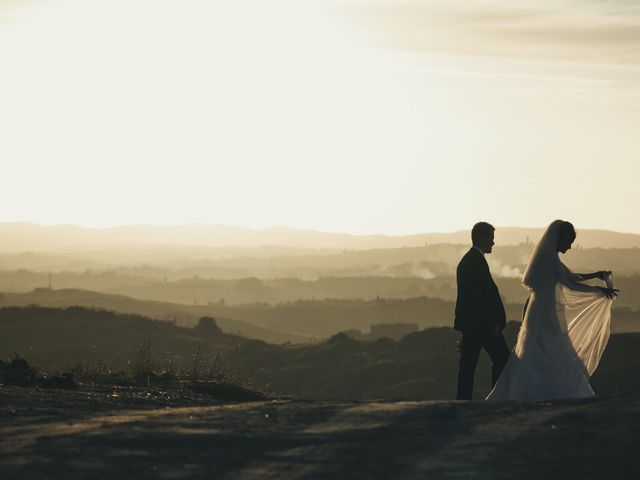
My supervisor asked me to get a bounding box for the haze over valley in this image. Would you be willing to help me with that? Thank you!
[1,223,639,343]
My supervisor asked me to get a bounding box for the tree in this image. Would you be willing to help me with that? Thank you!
[195,316,221,335]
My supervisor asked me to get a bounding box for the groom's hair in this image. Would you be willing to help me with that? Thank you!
[471,222,495,244]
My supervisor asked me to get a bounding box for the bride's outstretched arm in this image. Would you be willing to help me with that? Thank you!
[573,271,610,281]
[559,264,618,298]
[558,263,598,292]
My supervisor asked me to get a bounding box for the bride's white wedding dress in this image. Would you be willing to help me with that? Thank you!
[487,221,614,401]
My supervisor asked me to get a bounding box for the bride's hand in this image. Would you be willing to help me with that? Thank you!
[598,286,619,299]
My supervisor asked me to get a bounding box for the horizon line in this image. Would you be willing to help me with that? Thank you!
[1,221,639,238]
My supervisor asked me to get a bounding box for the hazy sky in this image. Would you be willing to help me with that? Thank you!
[1,0,638,235]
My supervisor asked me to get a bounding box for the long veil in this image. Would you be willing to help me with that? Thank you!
[556,275,614,375]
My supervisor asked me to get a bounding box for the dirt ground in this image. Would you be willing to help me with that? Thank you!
[1,386,638,479]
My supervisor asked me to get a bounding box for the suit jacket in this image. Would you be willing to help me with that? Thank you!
[454,247,506,333]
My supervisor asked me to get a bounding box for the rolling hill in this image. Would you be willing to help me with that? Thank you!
[0,306,637,400]
[0,289,311,344]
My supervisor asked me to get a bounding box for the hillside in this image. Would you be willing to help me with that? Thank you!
[0,289,311,344]
[227,325,640,400]
[1,307,637,400]
[2,288,638,348]
[0,306,247,367]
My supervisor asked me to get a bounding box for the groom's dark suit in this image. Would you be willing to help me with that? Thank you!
[454,247,509,400]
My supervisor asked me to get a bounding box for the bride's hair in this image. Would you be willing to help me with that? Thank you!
[558,221,576,246]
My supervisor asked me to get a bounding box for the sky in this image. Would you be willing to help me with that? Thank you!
[1,0,638,235]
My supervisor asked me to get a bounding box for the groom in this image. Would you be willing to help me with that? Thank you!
[454,222,510,400]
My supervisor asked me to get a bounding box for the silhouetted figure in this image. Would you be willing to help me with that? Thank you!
[454,222,509,400]
[486,220,618,401]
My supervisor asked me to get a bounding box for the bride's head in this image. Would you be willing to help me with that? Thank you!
[523,219,574,289]
[556,221,576,254]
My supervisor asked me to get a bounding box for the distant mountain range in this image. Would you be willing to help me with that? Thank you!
[1,223,640,252]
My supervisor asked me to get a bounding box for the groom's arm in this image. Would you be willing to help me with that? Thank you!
[455,256,485,331]
[481,263,506,330]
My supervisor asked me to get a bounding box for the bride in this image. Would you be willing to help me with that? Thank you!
[487,220,618,401]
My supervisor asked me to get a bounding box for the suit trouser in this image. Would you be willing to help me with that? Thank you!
[456,330,510,400]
